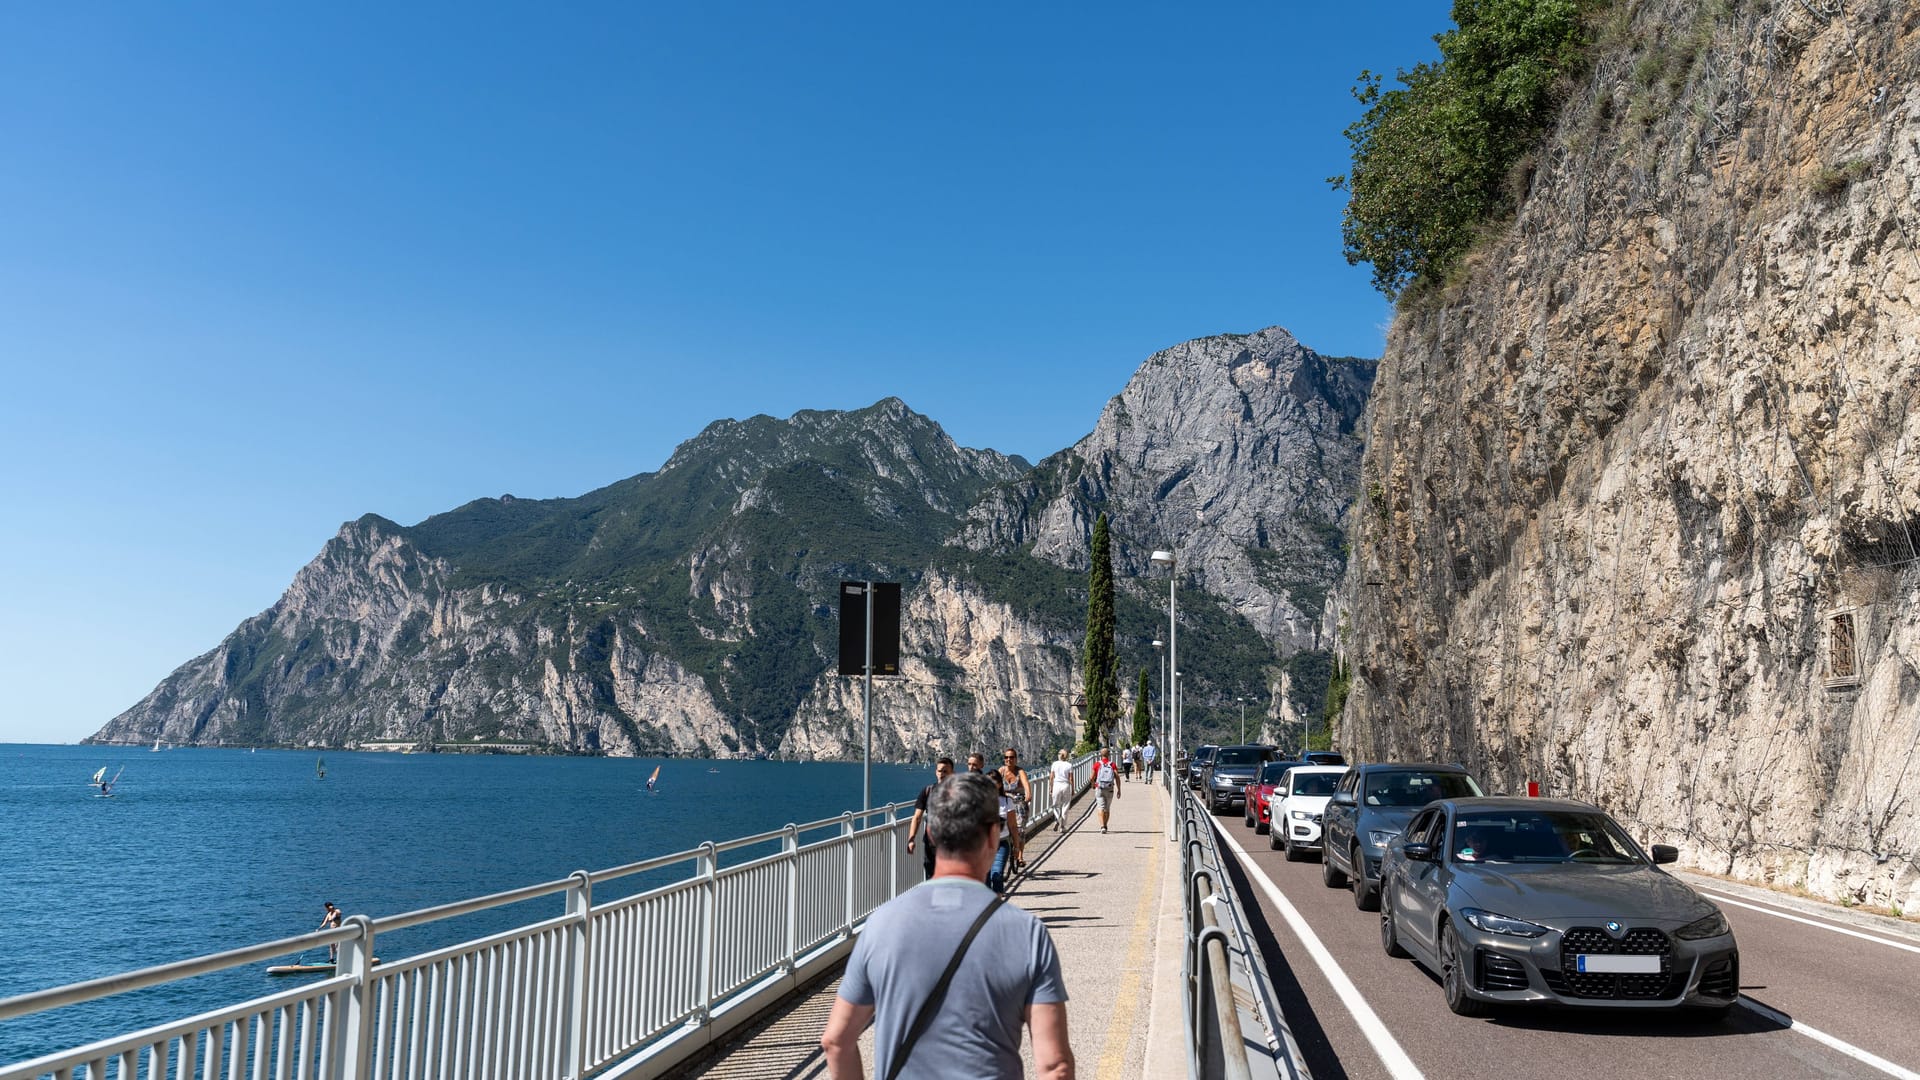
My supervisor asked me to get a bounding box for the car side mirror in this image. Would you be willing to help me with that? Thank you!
[1331,791,1356,807]
[1403,841,1436,861]
[1650,844,1679,865]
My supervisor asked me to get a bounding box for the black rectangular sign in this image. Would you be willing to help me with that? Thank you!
[838,581,901,677]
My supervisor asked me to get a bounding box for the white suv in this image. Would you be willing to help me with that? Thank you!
[1267,765,1348,860]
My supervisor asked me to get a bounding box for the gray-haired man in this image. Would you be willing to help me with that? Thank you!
[821,772,1074,1080]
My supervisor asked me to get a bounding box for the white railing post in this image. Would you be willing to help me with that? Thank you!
[697,841,718,1022]
[840,812,856,935]
[782,824,800,972]
[559,870,591,1080]
[334,916,375,1080]
[885,803,899,900]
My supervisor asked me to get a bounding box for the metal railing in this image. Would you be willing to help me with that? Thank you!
[1178,783,1309,1080]
[2,758,1098,1080]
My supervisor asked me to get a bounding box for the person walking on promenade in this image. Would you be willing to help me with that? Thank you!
[999,748,1034,871]
[1094,748,1120,833]
[907,757,955,881]
[820,772,1074,1080]
[1142,739,1157,782]
[968,752,1012,891]
[1048,749,1073,812]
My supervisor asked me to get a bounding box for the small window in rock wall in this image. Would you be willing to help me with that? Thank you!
[1825,608,1861,688]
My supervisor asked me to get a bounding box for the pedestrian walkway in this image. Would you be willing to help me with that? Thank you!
[674,773,1185,1079]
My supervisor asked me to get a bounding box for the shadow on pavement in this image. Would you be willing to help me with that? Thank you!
[1216,835,1353,1080]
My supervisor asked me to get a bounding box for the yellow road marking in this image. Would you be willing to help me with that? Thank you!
[1094,782,1164,1079]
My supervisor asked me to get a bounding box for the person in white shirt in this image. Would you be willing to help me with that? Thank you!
[1048,750,1074,809]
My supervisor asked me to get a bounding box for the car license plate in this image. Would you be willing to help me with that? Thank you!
[1576,954,1660,974]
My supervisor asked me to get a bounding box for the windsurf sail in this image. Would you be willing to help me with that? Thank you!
[316,757,327,780]
[91,767,108,785]
[646,765,660,791]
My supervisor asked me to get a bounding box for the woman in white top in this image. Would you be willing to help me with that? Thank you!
[1049,749,1074,807]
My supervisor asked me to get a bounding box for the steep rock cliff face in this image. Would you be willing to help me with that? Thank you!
[963,328,1373,654]
[1341,0,1920,910]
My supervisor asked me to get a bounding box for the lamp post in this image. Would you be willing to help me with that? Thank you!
[1150,549,1177,843]
[1238,697,1246,744]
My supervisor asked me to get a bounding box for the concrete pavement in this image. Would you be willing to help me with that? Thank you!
[674,770,1187,1078]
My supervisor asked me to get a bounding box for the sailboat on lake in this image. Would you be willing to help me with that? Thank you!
[316,757,327,781]
[646,765,660,792]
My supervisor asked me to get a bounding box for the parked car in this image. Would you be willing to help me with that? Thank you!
[1243,759,1302,832]
[1322,763,1483,911]
[1186,744,1220,791]
[1299,751,1347,766]
[1201,745,1276,813]
[1267,765,1348,859]
[1377,797,1738,1019]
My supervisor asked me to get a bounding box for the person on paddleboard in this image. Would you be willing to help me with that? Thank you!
[318,902,343,963]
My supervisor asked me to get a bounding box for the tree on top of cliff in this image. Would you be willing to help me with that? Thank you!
[1079,513,1119,751]
[1331,0,1594,298]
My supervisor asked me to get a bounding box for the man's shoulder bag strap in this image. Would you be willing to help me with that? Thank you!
[881,895,1008,1080]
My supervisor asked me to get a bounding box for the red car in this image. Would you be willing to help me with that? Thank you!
[1242,760,1297,833]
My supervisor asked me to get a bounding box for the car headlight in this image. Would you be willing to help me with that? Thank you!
[1460,907,1550,938]
[1674,910,1731,940]
[1290,810,1313,820]
[1212,775,1234,787]
[1367,829,1398,848]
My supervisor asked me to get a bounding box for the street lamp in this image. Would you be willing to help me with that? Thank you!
[1150,549,1177,843]
[1238,696,1246,745]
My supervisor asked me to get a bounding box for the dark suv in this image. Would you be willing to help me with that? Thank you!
[1320,762,1482,911]
[1186,744,1220,791]
[1200,745,1279,813]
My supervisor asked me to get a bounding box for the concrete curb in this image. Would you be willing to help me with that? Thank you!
[1674,869,1920,944]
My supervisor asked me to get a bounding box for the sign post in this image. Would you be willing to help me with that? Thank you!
[839,582,901,811]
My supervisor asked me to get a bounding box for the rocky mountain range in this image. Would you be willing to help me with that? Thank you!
[89,329,1375,761]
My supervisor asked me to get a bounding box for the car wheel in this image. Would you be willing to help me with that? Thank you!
[1440,920,1488,1017]
[1244,805,1255,829]
[1283,831,1304,861]
[1269,824,1284,851]
[1352,847,1379,911]
[1321,848,1348,888]
[1380,886,1410,958]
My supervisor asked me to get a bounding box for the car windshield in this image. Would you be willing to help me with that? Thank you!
[1290,772,1341,796]
[1451,810,1643,864]
[1258,762,1295,783]
[1215,748,1267,766]
[1361,771,1481,807]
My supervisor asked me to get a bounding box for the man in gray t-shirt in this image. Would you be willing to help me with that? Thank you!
[822,772,1073,1080]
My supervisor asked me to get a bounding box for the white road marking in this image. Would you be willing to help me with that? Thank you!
[1215,826,1425,1080]
[1700,891,1920,956]
[1738,997,1920,1080]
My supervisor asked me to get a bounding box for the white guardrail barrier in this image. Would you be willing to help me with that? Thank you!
[0,753,1097,1080]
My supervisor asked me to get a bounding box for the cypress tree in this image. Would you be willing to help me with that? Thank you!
[1131,667,1152,747]
[1079,514,1118,750]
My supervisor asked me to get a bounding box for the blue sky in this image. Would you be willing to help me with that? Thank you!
[0,3,1447,744]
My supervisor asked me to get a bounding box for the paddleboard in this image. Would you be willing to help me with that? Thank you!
[267,958,380,976]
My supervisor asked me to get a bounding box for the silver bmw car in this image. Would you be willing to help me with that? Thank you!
[1377,797,1739,1018]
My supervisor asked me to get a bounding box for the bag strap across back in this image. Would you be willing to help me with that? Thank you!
[881,895,1008,1080]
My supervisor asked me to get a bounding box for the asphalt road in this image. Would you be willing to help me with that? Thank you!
[1210,813,1920,1080]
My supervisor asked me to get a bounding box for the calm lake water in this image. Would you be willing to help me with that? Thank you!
[0,744,939,1066]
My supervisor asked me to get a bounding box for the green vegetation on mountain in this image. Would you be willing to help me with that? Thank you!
[1331,0,1596,298]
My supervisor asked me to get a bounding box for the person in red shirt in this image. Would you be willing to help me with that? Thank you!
[1094,749,1120,833]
